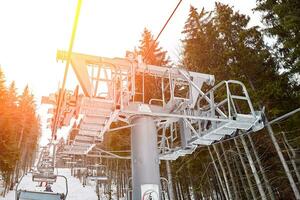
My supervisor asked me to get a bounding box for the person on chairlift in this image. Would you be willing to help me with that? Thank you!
[45,183,53,192]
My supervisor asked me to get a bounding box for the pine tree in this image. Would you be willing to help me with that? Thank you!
[7,82,18,107]
[182,3,299,117]
[0,68,7,105]
[18,86,39,165]
[0,67,8,179]
[137,28,170,66]
[134,28,171,103]
[256,0,300,74]
[182,6,221,75]
[0,75,40,194]
[19,85,35,116]
[0,70,19,191]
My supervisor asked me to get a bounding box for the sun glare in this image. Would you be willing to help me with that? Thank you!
[0,0,259,145]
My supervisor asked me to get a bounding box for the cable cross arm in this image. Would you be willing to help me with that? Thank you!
[56,50,215,93]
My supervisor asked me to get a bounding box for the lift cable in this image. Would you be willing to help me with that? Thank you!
[52,0,82,139]
[144,0,183,62]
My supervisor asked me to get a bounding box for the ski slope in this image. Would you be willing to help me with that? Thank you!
[0,168,115,200]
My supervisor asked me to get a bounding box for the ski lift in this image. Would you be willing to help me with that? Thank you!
[62,157,72,160]
[86,164,108,181]
[32,173,57,183]
[15,173,68,200]
[65,161,77,164]
[37,166,54,174]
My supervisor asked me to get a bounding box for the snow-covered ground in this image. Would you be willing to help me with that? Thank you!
[0,168,121,200]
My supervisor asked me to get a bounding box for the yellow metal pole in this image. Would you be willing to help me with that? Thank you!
[53,0,82,138]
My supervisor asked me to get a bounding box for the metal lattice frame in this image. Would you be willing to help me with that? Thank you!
[50,50,263,160]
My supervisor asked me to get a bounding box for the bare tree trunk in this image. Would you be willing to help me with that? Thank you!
[247,77,300,199]
[212,144,233,200]
[220,142,239,199]
[266,120,300,199]
[211,172,220,200]
[187,167,197,200]
[166,160,175,200]
[4,174,12,195]
[178,180,184,200]
[205,170,212,199]
[184,177,192,200]
[240,135,267,200]
[248,134,275,200]
[208,146,229,200]
[234,137,257,199]
[116,160,119,200]
[175,180,181,200]
[233,152,251,200]
[215,171,226,200]
[282,132,300,183]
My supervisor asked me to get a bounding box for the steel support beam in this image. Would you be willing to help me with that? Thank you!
[131,116,161,200]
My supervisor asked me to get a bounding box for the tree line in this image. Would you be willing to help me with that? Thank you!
[0,68,40,196]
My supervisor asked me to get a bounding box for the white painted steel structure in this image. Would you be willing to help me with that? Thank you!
[52,50,263,159]
[45,50,264,199]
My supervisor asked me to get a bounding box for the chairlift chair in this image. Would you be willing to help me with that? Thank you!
[32,173,57,184]
[15,173,68,200]
[85,164,109,182]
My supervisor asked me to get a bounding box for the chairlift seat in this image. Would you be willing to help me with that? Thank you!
[32,174,57,183]
[87,176,108,181]
[38,168,54,173]
[87,164,105,168]
[17,190,64,200]
[16,173,68,200]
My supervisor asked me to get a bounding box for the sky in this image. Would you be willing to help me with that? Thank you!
[0,0,261,145]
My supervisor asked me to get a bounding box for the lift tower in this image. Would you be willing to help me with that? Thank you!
[47,50,264,199]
